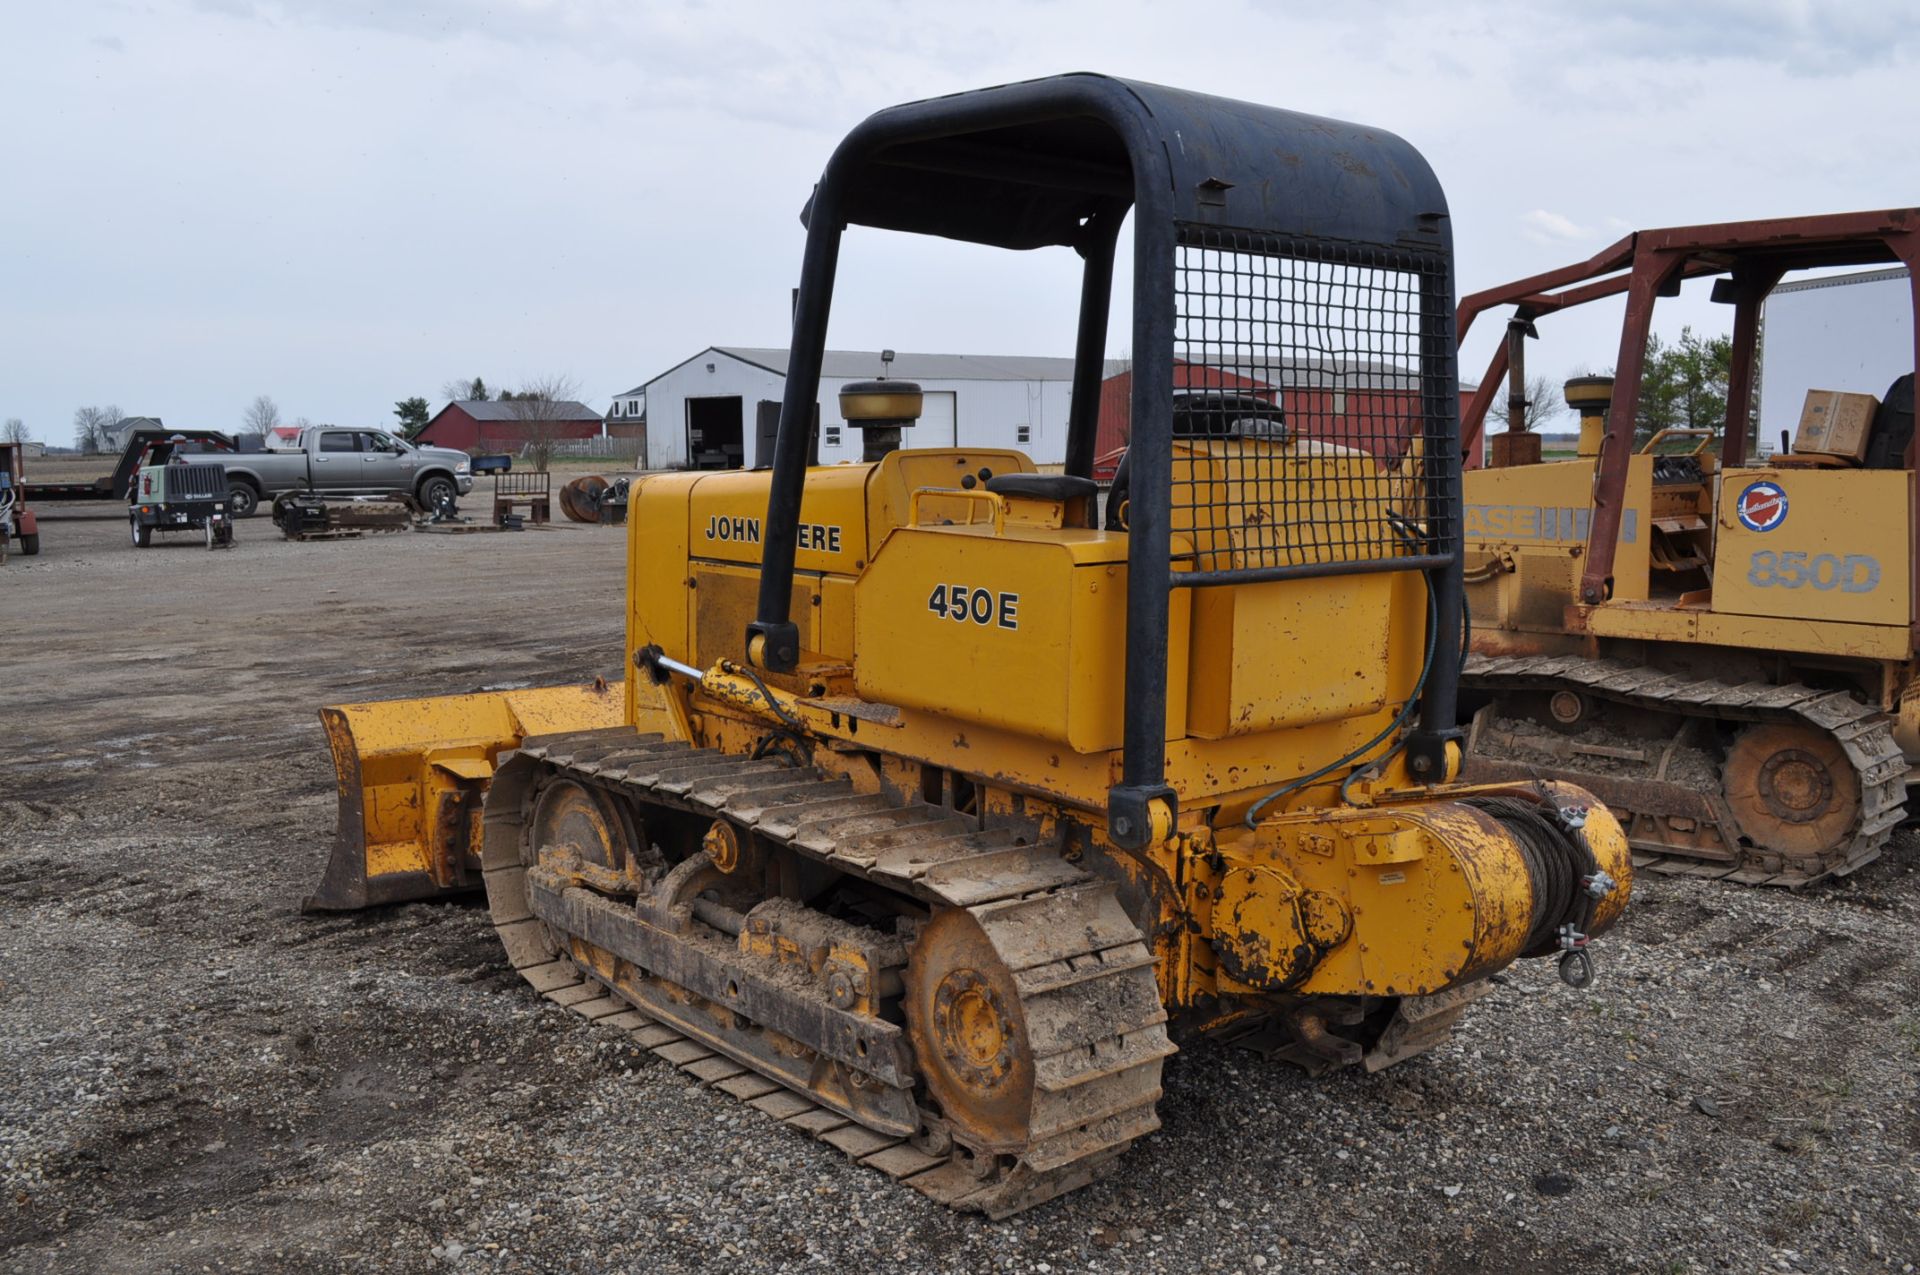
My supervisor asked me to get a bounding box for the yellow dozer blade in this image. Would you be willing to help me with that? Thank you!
[305,680,626,911]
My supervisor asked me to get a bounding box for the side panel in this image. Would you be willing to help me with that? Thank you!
[853,526,1190,752]
[628,473,696,722]
[687,464,870,577]
[625,450,1047,698]
[1581,602,1913,660]
[692,563,840,665]
[1711,468,1909,628]
[657,449,1039,575]
[817,574,857,656]
[1187,574,1393,737]
[1463,456,1652,608]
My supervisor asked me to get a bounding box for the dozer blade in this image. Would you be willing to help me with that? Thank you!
[306,681,627,912]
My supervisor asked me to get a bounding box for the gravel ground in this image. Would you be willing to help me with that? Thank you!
[3,507,1918,1274]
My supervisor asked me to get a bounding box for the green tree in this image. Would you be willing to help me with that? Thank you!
[443,376,489,402]
[393,396,430,436]
[1634,326,1732,445]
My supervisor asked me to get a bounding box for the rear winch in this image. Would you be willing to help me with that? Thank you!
[1461,794,1618,989]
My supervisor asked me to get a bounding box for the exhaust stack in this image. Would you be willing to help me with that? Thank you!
[839,351,923,461]
[839,379,924,461]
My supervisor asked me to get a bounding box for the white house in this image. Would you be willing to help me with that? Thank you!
[607,385,646,427]
[638,347,1120,470]
[100,415,165,451]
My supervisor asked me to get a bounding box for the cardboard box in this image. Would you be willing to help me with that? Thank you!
[1794,389,1879,462]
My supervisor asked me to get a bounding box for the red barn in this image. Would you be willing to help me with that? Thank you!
[1092,357,1429,478]
[1093,360,1277,477]
[416,399,604,451]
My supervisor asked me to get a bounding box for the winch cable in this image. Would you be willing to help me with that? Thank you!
[1459,791,1609,988]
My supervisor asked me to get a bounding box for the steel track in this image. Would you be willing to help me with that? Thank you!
[479,726,1174,1218]
[1463,653,1907,887]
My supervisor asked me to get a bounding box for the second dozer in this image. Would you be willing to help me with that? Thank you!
[1457,211,1920,886]
[310,74,1630,1215]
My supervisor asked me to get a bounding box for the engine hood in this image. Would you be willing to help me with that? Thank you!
[414,445,473,467]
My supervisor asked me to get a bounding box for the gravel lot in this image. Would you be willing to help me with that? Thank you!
[4,505,1917,1274]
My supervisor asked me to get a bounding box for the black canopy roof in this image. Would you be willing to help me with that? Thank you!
[804,72,1450,255]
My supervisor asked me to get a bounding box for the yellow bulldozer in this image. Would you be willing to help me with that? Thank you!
[306,74,1629,1216]
[1459,210,1920,886]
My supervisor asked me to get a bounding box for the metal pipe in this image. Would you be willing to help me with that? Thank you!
[1063,212,1122,479]
[1459,341,1510,467]
[650,651,705,682]
[1415,260,1464,770]
[1721,267,1781,469]
[749,171,848,671]
[1579,249,1681,605]
[1902,241,1920,630]
[1179,551,1453,589]
[690,896,745,937]
[1111,165,1177,847]
[1506,318,1530,434]
[1457,232,1637,343]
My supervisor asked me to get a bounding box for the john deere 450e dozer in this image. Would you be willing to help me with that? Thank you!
[308,74,1630,1216]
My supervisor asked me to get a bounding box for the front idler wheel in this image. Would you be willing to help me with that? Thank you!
[904,908,1035,1156]
[527,777,642,892]
[1723,723,1859,860]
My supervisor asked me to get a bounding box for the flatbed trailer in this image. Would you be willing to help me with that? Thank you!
[24,429,238,503]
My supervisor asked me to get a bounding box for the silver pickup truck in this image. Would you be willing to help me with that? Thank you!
[214,427,475,517]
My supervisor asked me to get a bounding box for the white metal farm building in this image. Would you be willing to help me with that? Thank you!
[1760,267,1913,444]
[639,346,1121,470]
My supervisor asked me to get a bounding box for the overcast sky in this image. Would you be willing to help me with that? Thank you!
[3,0,1917,443]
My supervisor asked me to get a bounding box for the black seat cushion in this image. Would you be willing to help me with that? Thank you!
[1171,392,1287,439]
[1863,372,1915,471]
[985,473,1100,502]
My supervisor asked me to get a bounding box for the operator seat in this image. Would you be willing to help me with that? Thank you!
[1863,372,1916,470]
[1104,393,1290,530]
[984,472,1099,528]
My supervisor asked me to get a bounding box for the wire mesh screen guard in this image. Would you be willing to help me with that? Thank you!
[1164,225,1454,584]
